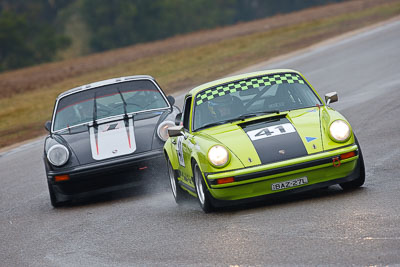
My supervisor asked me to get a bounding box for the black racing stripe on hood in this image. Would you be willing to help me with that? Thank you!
[241,117,307,165]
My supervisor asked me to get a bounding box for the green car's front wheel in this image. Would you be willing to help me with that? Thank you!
[193,163,213,213]
[167,159,186,204]
[339,136,365,190]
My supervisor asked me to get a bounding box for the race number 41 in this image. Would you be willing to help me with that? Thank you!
[246,123,296,141]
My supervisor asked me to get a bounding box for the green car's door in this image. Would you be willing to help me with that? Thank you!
[175,96,195,188]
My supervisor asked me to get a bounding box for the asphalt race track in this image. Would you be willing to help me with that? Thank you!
[1,19,400,266]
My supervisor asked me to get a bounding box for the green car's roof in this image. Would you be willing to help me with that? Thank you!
[187,69,302,97]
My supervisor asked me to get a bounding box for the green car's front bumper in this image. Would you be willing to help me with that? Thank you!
[204,144,360,206]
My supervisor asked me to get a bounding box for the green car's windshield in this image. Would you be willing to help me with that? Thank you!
[193,73,322,131]
[53,80,168,131]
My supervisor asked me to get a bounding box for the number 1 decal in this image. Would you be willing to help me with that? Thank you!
[247,123,296,141]
[176,136,185,167]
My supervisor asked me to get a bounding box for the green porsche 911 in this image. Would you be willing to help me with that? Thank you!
[164,69,365,212]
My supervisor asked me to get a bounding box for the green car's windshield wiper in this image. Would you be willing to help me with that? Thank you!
[231,110,280,121]
[195,110,280,131]
[196,119,235,131]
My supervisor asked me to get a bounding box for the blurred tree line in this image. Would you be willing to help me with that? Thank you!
[0,0,71,72]
[0,0,344,72]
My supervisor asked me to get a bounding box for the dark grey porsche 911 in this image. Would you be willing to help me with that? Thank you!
[43,75,180,207]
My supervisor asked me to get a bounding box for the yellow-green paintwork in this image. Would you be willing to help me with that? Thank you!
[207,145,358,185]
[287,108,323,154]
[163,69,358,201]
[209,159,357,201]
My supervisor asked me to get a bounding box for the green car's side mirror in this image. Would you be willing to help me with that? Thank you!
[325,92,338,105]
[168,126,184,137]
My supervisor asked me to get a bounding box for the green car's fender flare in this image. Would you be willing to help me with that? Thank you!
[164,138,179,170]
[164,137,212,190]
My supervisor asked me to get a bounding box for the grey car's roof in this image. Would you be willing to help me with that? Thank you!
[57,75,155,100]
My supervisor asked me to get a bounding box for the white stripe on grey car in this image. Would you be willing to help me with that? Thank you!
[89,119,136,160]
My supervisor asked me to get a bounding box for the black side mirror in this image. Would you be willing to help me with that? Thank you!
[168,126,183,137]
[167,95,175,106]
[44,121,51,132]
[325,92,338,105]
[175,113,182,126]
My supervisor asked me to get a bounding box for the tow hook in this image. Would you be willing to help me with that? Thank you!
[332,157,341,167]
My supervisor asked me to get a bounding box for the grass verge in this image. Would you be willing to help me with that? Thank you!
[1,1,400,148]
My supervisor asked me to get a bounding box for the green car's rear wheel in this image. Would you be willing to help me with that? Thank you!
[167,159,186,204]
[193,163,213,213]
[340,136,365,190]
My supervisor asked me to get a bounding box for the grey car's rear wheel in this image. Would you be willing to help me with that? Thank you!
[193,163,213,213]
[340,136,365,190]
[167,159,186,204]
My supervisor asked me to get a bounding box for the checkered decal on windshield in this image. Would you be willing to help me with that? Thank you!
[195,73,304,105]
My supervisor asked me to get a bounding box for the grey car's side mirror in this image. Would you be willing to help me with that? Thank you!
[168,126,184,137]
[44,121,52,132]
[167,95,175,106]
[175,113,182,126]
[325,92,338,105]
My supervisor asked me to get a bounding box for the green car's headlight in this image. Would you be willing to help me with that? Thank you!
[47,144,70,167]
[208,145,229,167]
[329,120,351,142]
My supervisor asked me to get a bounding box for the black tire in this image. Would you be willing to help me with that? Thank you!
[193,163,213,213]
[339,136,365,190]
[167,159,186,204]
[47,182,64,208]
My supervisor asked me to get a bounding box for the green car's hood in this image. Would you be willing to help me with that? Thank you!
[199,107,324,168]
